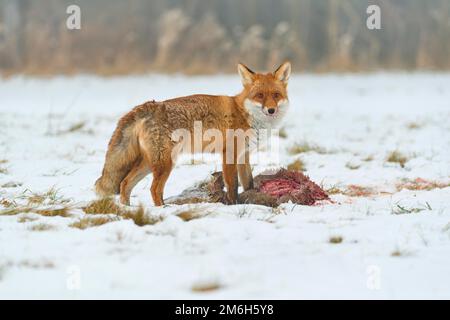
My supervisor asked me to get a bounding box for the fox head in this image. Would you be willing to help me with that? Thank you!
[238,61,291,128]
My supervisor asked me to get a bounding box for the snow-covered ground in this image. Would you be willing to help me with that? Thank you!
[0,73,449,299]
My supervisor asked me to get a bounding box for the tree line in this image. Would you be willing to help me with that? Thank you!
[0,0,449,75]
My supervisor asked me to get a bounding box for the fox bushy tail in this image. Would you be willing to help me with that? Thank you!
[95,114,142,196]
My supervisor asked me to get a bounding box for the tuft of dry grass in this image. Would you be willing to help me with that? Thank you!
[406,122,422,130]
[391,202,432,215]
[1,181,23,188]
[345,162,361,170]
[329,236,343,244]
[1,188,73,217]
[391,250,402,257]
[70,216,120,230]
[362,155,374,162]
[288,142,327,155]
[121,205,163,226]
[396,178,450,191]
[264,207,286,222]
[17,215,39,223]
[1,188,69,213]
[24,187,70,206]
[278,127,288,139]
[191,281,222,293]
[176,208,210,222]
[83,197,124,215]
[66,122,86,132]
[82,198,163,227]
[0,207,28,216]
[325,184,343,195]
[0,205,72,217]
[35,207,71,217]
[60,121,85,134]
[0,160,8,174]
[50,121,95,136]
[18,260,55,269]
[237,205,252,218]
[391,248,412,257]
[287,159,305,172]
[0,198,17,208]
[386,151,408,168]
[28,223,56,231]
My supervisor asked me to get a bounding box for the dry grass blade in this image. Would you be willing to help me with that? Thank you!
[288,142,327,155]
[0,198,17,208]
[278,127,288,139]
[70,216,120,230]
[345,162,361,170]
[0,205,72,217]
[176,208,210,222]
[17,215,39,223]
[191,281,222,293]
[28,223,56,231]
[386,151,408,168]
[83,197,123,214]
[22,187,70,206]
[121,205,163,226]
[391,202,432,215]
[329,236,343,244]
[287,159,305,172]
[82,198,163,227]
[35,207,71,217]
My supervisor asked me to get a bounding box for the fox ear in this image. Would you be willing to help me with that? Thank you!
[274,61,291,84]
[238,63,255,86]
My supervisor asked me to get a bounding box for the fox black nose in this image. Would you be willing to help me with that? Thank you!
[268,108,276,114]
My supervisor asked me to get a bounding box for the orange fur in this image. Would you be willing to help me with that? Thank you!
[95,62,291,206]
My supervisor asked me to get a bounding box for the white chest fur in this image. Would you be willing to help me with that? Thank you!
[243,98,289,131]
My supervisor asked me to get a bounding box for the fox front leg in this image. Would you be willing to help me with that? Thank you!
[237,148,253,191]
[237,163,253,191]
[222,162,238,204]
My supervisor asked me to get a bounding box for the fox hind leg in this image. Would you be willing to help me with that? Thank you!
[150,165,172,206]
[150,161,173,206]
[119,158,151,205]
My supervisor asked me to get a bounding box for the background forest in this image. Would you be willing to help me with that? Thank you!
[0,0,449,75]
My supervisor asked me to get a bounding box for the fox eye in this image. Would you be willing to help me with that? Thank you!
[273,92,281,99]
[255,92,264,99]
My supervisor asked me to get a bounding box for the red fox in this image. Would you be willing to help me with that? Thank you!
[95,62,291,206]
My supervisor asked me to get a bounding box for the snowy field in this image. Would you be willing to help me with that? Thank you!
[0,73,449,299]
